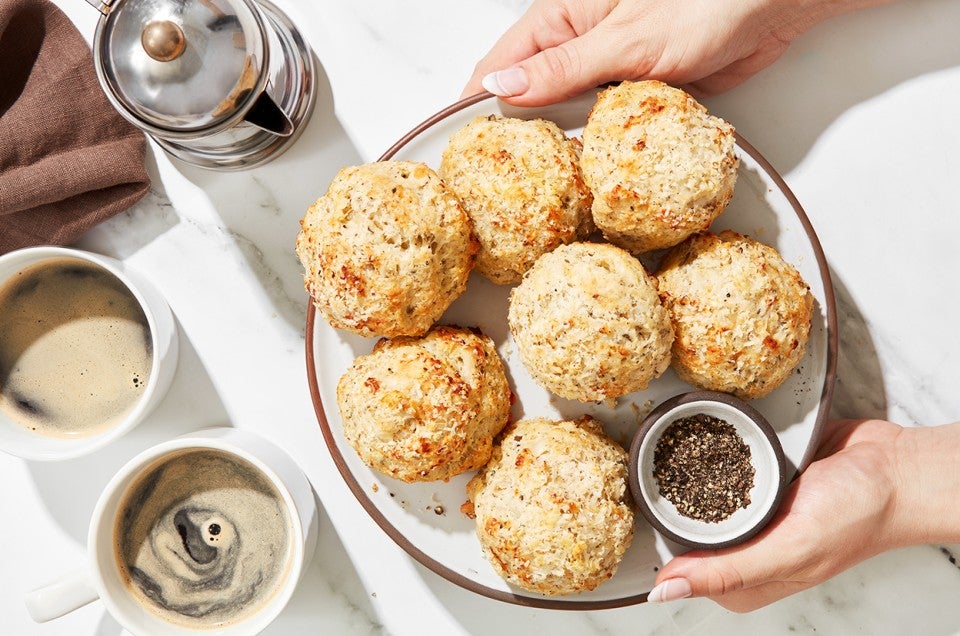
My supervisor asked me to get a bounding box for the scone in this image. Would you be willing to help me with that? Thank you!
[336,325,510,482]
[439,115,593,284]
[296,161,478,338]
[508,242,673,402]
[657,230,814,399]
[581,80,739,254]
[465,416,634,596]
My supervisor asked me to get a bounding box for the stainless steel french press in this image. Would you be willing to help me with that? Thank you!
[87,0,316,170]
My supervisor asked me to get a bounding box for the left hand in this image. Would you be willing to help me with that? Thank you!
[648,418,912,612]
[463,0,805,105]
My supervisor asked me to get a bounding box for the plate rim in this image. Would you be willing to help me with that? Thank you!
[304,90,839,610]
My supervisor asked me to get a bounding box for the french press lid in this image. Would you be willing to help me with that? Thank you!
[92,0,269,135]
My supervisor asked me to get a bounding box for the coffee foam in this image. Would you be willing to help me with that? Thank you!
[0,258,152,438]
[115,449,292,629]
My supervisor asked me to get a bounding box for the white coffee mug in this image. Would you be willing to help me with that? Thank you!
[25,427,319,635]
[0,246,179,460]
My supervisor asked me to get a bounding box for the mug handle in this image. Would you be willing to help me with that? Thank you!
[25,568,99,623]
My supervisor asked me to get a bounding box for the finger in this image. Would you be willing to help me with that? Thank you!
[813,419,897,462]
[461,0,584,98]
[685,42,790,96]
[684,72,752,98]
[649,499,804,601]
[711,580,810,613]
[813,419,863,461]
[685,63,762,97]
[481,25,633,107]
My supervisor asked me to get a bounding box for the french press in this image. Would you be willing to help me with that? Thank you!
[87,0,316,170]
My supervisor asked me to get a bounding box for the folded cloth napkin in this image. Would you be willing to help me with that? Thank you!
[0,0,151,254]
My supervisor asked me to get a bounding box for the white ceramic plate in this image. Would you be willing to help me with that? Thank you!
[306,90,838,609]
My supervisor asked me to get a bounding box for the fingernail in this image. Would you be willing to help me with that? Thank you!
[481,67,529,97]
[647,578,693,603]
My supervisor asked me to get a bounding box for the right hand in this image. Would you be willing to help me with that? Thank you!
[648,418,928,611]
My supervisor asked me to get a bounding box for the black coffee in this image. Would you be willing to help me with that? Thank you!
[0,258,152,438]
[114,449,293,629]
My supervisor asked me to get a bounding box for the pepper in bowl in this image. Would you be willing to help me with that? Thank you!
[628,391,788,549]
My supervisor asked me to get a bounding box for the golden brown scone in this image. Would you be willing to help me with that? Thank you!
[439,115,593,284]
[465,416,634,596]
[508,242,673,402]
[336,326,510,483]
[581,80,739,254]
[296,161,478,338]
[657,230,814,400]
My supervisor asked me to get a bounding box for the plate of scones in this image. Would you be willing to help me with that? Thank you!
[300,81,837,608]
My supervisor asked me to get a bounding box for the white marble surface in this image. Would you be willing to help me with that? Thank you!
[3,0,960,634]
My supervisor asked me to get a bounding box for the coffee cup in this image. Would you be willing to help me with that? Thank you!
[25,427,319,635]
[0,246,179,460]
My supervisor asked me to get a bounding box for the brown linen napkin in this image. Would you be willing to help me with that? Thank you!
[0,0,151,254]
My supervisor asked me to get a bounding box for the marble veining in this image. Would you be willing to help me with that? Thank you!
[224,226,309,332]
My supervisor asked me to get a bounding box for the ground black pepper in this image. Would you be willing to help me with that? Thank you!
[652,413,754,523]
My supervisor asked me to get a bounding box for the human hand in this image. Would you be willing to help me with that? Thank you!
[647,418,920,612]
[463,0,885,105]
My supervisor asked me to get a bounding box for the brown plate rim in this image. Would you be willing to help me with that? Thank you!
[304,90,839,610]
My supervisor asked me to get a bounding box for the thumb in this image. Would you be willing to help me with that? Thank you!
[480,29,626,107]
[648,517,800,604]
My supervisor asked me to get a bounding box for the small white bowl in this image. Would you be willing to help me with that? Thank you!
[628,391,787,549]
